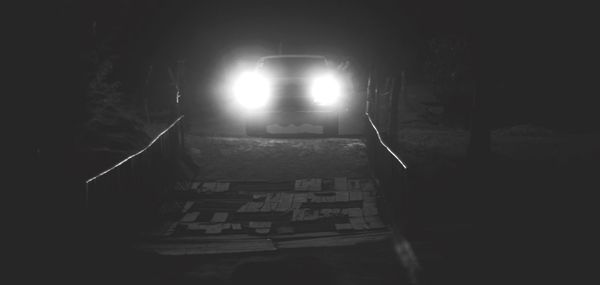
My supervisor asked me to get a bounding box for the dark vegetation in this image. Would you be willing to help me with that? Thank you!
[367,3,598,284]
[80,35,148,153]
[25,1,596,284]
[423,35,474,128]
[43,1,186,178]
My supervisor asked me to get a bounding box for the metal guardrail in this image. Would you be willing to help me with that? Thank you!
[85,115,185,235]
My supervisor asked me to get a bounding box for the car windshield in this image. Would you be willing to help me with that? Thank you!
[259,57,327,77]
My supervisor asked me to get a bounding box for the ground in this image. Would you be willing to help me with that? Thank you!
[127,118,411,284]
[87,82,599,284]
[390,96,600,284]
[186,136,369,181]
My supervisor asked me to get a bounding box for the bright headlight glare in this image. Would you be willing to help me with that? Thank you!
[310,74,341,106]
[233,71,271,108]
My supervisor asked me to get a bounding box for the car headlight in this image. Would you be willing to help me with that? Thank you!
[233,71,271,109]
[310,74,342,106]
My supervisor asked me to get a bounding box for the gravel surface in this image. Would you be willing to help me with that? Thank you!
[186,135,371,181]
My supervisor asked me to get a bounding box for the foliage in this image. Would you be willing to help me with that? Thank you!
[80,34,149,152]
[423,35,474,127]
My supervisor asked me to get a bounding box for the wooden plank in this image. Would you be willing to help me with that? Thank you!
[294,179,308,191]
[335,191,349,202]
[233,181,294,192]
[314,192,335,203]
[276,192,293,212]
[292,208,306,221]
[324,195,336,203]
[255,228,270,235]
[187,223,209,231]
[159,201,183,215]
[200,182,230,193]
[363,195,377,203]
[294,178,322,191]
[350,217,368,230]
[272,231,342,240]
[200,182,216,193]
[135,239,277,255]
[238,201,263,213]
[181,201,195,213]
[361,180,376,192]
[334,177,348,191]
[349,191,363,201]
[252,193,267,200]
[347,208,363,217]
[276,226,295,234]
[236,203,248,213]
[180,212,200,223]
[269,192,282,209]
[275,231,391,249]
[205,224,223,234]
[310,179,322,191]
[191,182,201,191]
[320,208,340,216]
[151,234,257,242]
[216,182,230,192]
[348,179,362,191]
[363,206,379,216]
[292,201,303,209]
[311,195,323,203]
[210,212,229,223]
[303,209,320,221]
[335,223,353,231]
[365,216,386,229]
[164,222,178,236]
[144,221,178,237]
[259,194,272,212]
[260,201,272,212]
[293,193,308,203]
[248,221,272,229]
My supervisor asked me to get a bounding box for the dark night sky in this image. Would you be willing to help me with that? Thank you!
[25,0,597,141]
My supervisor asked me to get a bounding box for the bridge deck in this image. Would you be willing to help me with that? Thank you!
[136,177,391,255]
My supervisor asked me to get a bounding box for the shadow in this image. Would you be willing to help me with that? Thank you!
[231,256,337,285]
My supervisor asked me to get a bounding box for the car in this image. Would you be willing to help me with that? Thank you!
[232,54,349,136]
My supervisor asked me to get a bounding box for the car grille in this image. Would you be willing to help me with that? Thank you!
[270,83,313,111]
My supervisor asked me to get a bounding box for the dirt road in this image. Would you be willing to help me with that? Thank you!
[122,110,413,285]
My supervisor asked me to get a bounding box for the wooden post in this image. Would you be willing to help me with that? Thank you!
[142,65,153,124]
[373,76,379,125]
[468,80,491,165]
[175,60,185,107]
[143,98,151,125]
[366,73,373,115]
[168,66,178,121]
[381,77,390,136]
[388,77,398,139]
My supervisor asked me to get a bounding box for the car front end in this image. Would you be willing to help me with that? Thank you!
[232,55,346,135]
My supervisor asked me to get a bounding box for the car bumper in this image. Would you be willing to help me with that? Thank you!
[246,110,338,126]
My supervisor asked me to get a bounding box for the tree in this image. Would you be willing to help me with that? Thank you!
[79,23,149,154]
[423,35,474,128]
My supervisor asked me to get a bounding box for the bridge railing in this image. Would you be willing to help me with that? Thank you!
[364,75,420,283]
[84,115,185,236]
[364,73,410,230]
[365,112,410,230]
